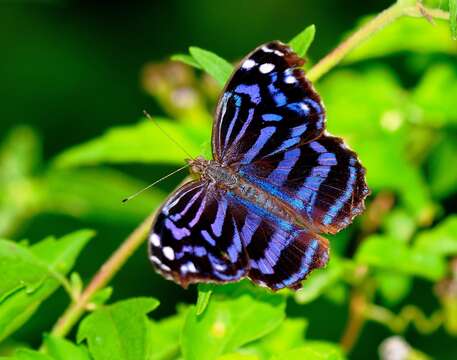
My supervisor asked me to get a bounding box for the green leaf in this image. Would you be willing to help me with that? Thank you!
[69,272,83,298]
[319,67,435,222]
[289,25,316,57]
[189,47,234,86]
[271,341,346,360]
[413,64,457,124]
[293,257,345,304]
[171,54,202,69]
[428,136,457,199]
[376,270,412,305]
[415,216,457,256]
[89,287,113,308]
[356,235,446,280]
[77,297,159,360]
[450,0,457,39]
[0,126,42,237]
[53,118,210,168]
[248,318,307,359]
[44,335,91,360]
[182,292,286,360]
[344,17,457,63]
[148,312,185,360]
[196,284,214,315]
[382,209,416,242]
[44,167,166,225]
[0,230,94,341]
[1,349,54,360]
[217,354,259,360]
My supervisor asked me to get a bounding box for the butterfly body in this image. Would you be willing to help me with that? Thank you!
[189,156,302,231]
[149,41,369,290]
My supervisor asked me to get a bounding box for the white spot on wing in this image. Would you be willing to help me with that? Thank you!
[259,63,275,74]
[285,75,297,84]
[150,233,161,247]
[160,264,171,272]
[300,103,310,112]
[150,255,161,264]
[214,263,227,271]
[181,261,197,274]
[261,46,274,53]
[163,246,175,260]
[242,59,256,70]
[187,262,197,272]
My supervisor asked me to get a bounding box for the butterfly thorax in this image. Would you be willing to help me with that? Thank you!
[188,156,238,188]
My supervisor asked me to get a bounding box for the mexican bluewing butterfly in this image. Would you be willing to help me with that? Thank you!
[148,41,369,290]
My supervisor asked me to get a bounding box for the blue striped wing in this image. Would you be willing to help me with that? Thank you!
[150,179,329,290]
[149,181,248,287]
[213,41,325,165]
[231,209,329,290]
[239,135,369,234]
[212,41,368,234]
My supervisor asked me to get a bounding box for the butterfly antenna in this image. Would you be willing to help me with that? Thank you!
[122,163,190,204]
[143,110,194,159]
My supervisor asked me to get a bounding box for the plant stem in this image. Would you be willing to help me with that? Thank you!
[307,2,449,82]
[340,287,368,353]
[50,211,156,337]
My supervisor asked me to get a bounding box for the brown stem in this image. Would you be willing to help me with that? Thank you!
[50,211,156,337]
[340,287,368,352]
[307,2,450,82]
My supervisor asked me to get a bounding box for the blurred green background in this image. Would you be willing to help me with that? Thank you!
[1,0,457,359]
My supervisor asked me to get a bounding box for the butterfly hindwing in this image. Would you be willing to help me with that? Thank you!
[149,181,248,287]
[213,41,325,165]
[226,201,329,290]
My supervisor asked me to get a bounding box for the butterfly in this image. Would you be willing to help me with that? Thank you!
[148,41,369,291]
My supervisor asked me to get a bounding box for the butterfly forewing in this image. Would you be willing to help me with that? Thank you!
[213,41,325,165]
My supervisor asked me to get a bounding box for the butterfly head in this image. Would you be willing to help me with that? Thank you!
[187,156,208,176]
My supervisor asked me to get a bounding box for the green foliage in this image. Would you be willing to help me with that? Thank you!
[182,288,286,360]
[344,17,456,63]
[170,54,202,69]
[1,349,54,360]
[288,25,316,57]
[53,119,209,168]
[1,6,457,360]
[77,298,159,360]
[356,235,446,280]
[189,47,234,86]
[43,335,91,360]
[450,0,457,39]
[271,342,345,360]
[0,230,94,342]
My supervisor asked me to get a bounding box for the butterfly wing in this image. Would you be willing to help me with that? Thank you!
[150,179,329,291]
[239,135,370,234]
[224,193,328,290]
[149,180,248,287]
[213,41,325,164]
[212,41,368,234]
